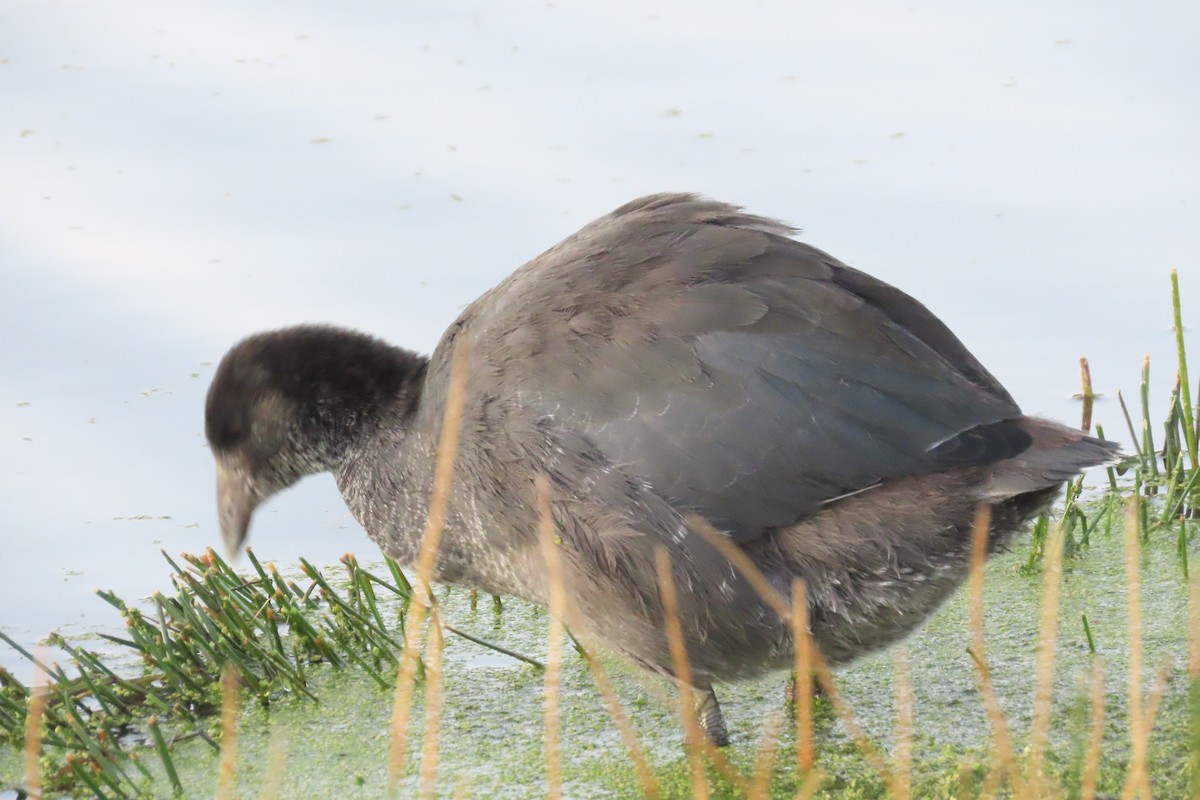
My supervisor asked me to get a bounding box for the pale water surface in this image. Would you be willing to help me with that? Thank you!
[1,0,1198,668]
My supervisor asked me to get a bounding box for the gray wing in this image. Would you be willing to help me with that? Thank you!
[456,194,1026,543]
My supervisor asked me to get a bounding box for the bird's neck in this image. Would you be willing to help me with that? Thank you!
[281,335,430,471]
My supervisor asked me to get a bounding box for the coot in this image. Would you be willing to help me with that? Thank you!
[205,193,1117,744]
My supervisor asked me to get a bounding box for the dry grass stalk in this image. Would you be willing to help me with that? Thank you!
[809,652,891,782]
[1139,655,1173,747]
[388,341,470,790]
[688,514,889,781]
[793,767,824,800]
[387,571,428,789]
[687,515,789,619]
[537,476,566,800]
[1122,495,1149,800]
[257,726,287,800]
[956,758,992,800]
[1080,658,1105,800]
[572,633,659,798]
[792,578,814,774]
[579,642,745,794]
[697,740,752,795]
[748,709,784,800]
[891,646,913,800]
[655,546,709,800]
[977,763,1002,800]
[966,503,1025,797]
[453,773,472,800]
[1029,521,1068,792]
[583,662,749,791]
[420,606,446,800]
[23,656,45,800]
[216,663,240,800]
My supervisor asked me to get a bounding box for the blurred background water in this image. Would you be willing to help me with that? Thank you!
[1,0,1197,671]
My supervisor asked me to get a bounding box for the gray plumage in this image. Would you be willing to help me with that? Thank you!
[204,193,1119,744]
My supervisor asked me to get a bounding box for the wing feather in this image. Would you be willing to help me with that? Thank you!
[441,194,1024,542]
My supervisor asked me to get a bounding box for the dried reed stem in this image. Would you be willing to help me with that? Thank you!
[808,651,892,781]
[23,657,45,800]
[216,663,240,800]
[698,740,751,794]
[388,341,469,790]
[257,726,287,800]
[978,763,1002,800]
[387,585,427,788]
[573,635,659,798]
[420,606,446,800]
[891,647,913,800]
[1029,521,1067,792]
[793,767,824,800]
[748,710,784,800]
[537,476,565,800]
[1080,658,1105,800]
[792,578,814,774]
[586,646,744,793]
[966,504,1025,797]
[688,514,889,781]
[655,546,708,800]
[1122,495,1149,800]
[1139,655,1173,745]
[687,515,789,619]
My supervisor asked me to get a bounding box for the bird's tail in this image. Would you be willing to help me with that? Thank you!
[978,416,1122,502]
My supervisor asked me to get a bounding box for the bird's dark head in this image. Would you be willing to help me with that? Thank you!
[204,325,427,556]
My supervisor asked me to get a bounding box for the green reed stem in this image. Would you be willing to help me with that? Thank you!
[1172,270,1198,470]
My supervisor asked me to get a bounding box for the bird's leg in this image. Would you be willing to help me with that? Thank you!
[784,674,824,704]
[690,682,730,747]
